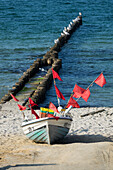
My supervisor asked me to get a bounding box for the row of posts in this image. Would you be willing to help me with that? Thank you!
[0,14,82,105]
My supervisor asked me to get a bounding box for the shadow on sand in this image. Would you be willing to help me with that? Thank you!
[0,163,57,170]
[1,134,113,169]
[56,133,113,144]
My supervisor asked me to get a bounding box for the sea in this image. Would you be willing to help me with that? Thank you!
[0,0,113,107]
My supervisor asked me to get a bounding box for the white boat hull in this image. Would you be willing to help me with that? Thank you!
[21,117,72,144]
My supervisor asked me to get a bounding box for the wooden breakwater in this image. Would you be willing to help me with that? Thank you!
[0,13,82,105]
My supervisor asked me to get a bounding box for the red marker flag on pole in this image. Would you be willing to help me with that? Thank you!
[66,96,80,108]
[17,104,26,111]
[10,93,19,102]
[73,84,86,98]
[29,98,38,107]
[52,68,63,81]
[31,107,39,119]
[55,85,65,100]
[49,102,59,113]
[81,89,91,102]
[94,73,106,87]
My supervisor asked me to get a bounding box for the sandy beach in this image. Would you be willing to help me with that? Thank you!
[0,100,113,170]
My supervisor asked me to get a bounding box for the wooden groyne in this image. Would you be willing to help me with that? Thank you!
[0,13,82,105]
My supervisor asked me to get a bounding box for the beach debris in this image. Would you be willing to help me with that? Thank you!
[81,109,106,117]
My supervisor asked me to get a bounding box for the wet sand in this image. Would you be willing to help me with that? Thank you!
[0,101,113,170]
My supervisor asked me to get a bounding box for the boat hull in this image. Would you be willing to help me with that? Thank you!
[21,117,72,144]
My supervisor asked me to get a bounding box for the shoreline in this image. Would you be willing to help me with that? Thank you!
[0,100,113,169]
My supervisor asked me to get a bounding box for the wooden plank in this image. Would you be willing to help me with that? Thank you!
[81,109,105,117]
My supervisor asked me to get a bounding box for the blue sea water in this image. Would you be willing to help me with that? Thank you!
[0,0,113,107]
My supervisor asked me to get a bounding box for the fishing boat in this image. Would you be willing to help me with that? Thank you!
[21,101,73,144]
[15,70,106,144]
[20,68,73,144]
[21,115,72,144]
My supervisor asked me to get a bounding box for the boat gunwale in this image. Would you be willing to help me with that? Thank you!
[21,117,72,127]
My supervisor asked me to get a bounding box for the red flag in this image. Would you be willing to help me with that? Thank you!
[54,85,65,100]
[52,68,63,81]
[94,73,106,87]
[73,84,86,98]
[31,107,39,119]
[29,98,38,107]
[48,113,59,120]
[10,93,19,102]
[66,96,80,108]
[17,104,26,111]
[81,89,90,102]
[49,102,59,113]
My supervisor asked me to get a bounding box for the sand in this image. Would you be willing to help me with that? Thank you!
[0,100,113,170]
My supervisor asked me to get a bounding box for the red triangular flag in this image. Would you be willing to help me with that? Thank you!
[10,93,19,102]
[52,68,63,81]
[73,84,86,98]
[17,104,26,111]
[54,85,65,100]
[94,73,106,87]
[48,113,59,120]
[31,107,39,119]
[81,89,90,102]
[29,98,38,107]
[49,102,59,113]
[66,96,80,108]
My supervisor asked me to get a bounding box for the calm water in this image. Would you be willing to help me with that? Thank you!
[0,0,113,107]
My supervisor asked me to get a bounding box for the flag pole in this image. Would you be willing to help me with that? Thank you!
[54,79,60,107]
[18,110,25,120]
[29,104,33,119]
[64,93,73,108]
[86,72,103,90]
[21,111,25,120]
[66,72,104,105]
[76,72,103,102]
[17,104,26,120]
[65,81,78,108]
[64,72,104,114]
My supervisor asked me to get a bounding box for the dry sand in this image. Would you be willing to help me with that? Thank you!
[0,100,113,170]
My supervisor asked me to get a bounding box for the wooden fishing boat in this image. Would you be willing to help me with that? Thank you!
[12,69,106,145]
[20,67,74,144]
[21,116,72,144]
[16,69,106,145]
